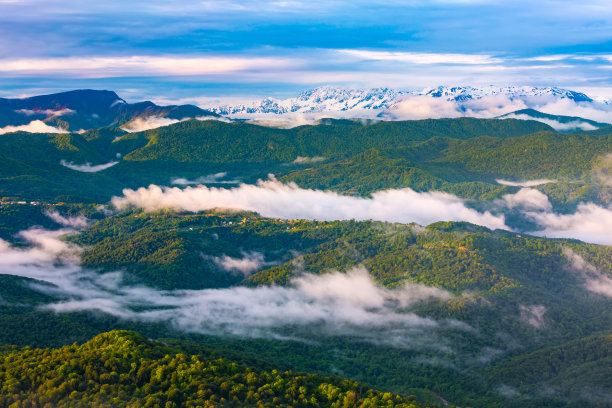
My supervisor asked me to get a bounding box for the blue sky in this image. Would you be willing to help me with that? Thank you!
[1,0,612,103]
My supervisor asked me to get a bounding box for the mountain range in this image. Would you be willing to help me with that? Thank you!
[0,89,219,132]
[0,86,610,134]
[0,106,611,407]
[209,85,601,118]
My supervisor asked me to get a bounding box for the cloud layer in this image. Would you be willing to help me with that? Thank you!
[385,94,612,123]
[0,120,67,135]
[0,225,464,350]
[60,160,119,173]
[527,202,612,245]
[496,179,556,187]
[562,247,612,297]
[110,180,612,245]
[501,113,600,131]
[213,251,268,276]
[171,172,239,185]
[112,179,509,230]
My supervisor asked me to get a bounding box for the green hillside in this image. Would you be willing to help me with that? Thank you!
[0,330,431,408]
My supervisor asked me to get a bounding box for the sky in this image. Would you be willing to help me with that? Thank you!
[1,0,612,103]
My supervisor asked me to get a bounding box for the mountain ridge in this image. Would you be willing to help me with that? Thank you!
[209,85,599,118]
[0,89,219,132]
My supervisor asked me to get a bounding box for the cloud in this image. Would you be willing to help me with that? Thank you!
[519,304,547,328]
[112,179,612,245]
[121,116,229,132]
[111,178,509,230]
[0,120,67,135]
[526,202,612,245]
[498,188,552,211]
[245,113,321,128]
[15,108,75,117]
[0,227,467,350]
[292,156,326,164]
[0,228,79,266]
[171,172,240,185]
[45,210,89,229]
[337,49,503,65]
[0,55,300,78]
[562,247,612,297]
[592,153,612,186]
[213,251,268,276]
[501,113,600,131]
[528,98,612,124]
[60,159,119,172]
[120,116,183,132]
[496,179,556,187]
[491,187,612,245]
[383,92,612,123]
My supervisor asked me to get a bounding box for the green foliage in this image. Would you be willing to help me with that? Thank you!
[486,335,612,407]
[0,330,432,408]
[121,118,549,163]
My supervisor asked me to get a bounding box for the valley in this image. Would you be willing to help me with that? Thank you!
[0,98,611,406]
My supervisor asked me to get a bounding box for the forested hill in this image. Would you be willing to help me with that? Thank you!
[3,116,611,211]
[0,89,219,131]
[0,330,432,408]
[120,117,552,162]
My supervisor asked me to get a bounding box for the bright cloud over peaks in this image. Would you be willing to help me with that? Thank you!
[0,56,299,78]
[337,50,503,65]
[112,179,509,230]
[0,120,67,135]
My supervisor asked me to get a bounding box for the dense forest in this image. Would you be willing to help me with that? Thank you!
[1,117,611,211]
[0,330,432,407]
[0,117,611,407]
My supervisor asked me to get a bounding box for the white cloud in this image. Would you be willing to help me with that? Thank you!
[213,251,267,276]
[171,172,239,185]
[0,228,464,349]
[527,202,612,245]
[292,156,326,164]
[60,160,118,172]
[0,228,79,266]
[496,179,556,187]
[15,108,75,117]
[593,153,612,185]
[383,92,612,123]
[562,247,612,297]
[0,55,300,78]
[519,304,547,328]
[111,178,509,230]
[246,115,319,129]
[502,113,600,131]
[45,210,89,229]
[504,113,599,131]
[121,115,228,132]
[337,49,502,65]
[524,98,612,124]
[121,116,183,132]
[498,188,552,211]
[0,120,67,134]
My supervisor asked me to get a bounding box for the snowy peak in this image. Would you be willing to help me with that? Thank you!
[211,86,409,116]
[209,85,597,119]
[421,85,593,102]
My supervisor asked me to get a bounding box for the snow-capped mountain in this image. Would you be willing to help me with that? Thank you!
[420,85,593,103]
[211,86,408,117]
[208,85,596,119]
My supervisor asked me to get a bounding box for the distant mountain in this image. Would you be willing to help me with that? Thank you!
[498,108,611,132]
[211,86,408,117]
[0,89,219,132]
[420,85,593,102]
[209,85,597,118]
